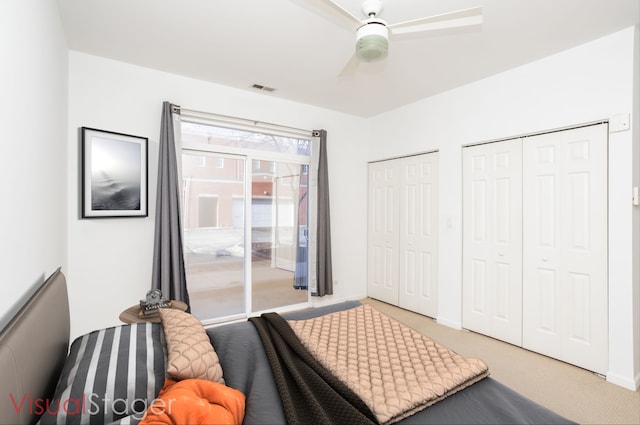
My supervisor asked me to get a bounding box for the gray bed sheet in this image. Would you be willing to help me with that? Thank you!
[207,301,575,425]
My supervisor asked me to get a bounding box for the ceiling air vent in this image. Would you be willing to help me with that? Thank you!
[251,83,275,92]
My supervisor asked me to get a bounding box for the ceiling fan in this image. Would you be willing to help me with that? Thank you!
[314,0,483,75]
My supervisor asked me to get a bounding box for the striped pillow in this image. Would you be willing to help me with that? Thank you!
[37,323,166,425]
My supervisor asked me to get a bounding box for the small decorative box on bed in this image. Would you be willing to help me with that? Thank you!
[0,268,576,425]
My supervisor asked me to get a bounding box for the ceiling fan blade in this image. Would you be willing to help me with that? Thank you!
[388,6,482,35]
[315,0,363,27]
[338,53,360,77]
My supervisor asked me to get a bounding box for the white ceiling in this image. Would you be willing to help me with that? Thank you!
[56,0,639,118]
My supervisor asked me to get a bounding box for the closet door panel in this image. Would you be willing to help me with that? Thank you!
[523,123,608,374]
[522,142,563,356]
[368,161,400,305]
[463,140,523,345]
[398,153,439,317]
[464,157,491,334]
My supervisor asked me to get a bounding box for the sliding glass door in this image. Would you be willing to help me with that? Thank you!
[251,160,308,312]
[180,123,311,323]
[182,153,246,319]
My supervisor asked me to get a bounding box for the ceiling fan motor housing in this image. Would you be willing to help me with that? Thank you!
[355,20,389,62]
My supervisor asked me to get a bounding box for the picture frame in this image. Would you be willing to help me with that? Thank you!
[81,127,148,218]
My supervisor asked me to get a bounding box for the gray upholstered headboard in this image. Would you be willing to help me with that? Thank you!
[0,268,70,425]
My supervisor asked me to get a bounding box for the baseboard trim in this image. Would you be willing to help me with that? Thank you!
[310,293,367,308]
[436,316,462,330]
[606,371,640,391]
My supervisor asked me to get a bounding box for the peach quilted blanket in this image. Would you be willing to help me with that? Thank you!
[288,304,489,425]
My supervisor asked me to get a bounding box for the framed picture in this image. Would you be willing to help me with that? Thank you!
[81,127,148,218]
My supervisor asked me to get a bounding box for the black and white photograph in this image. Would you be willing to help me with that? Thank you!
[81,127,148,218]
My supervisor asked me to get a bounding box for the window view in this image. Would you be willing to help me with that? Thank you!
[181,122,311,322]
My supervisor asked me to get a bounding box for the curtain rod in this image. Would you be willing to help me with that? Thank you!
[179,107,314,139]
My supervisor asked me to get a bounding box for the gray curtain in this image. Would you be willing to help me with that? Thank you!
[151,101,190,308]
[314,129,333,296]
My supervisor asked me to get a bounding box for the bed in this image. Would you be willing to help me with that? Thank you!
[0,268,575,424]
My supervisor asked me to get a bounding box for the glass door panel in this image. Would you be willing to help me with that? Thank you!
[251,160,308,311]
[182,153,245,320]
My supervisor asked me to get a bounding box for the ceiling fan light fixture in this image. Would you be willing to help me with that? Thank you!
[355,21,389,62]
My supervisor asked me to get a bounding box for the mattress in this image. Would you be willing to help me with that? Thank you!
[207,301,576,425]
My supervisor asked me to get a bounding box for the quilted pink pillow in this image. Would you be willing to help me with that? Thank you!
[158,308,224,384]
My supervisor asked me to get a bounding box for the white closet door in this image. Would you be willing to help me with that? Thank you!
[462,140,523,346]
[368,160,400,305]
[398,153,439,317]
[522,123,608,374]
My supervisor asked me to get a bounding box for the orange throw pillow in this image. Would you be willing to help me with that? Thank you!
[140,378,245,425]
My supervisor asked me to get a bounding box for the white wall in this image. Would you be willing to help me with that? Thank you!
[368,27,640,390]
[0,0,68,329]
[67,52,369,339]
